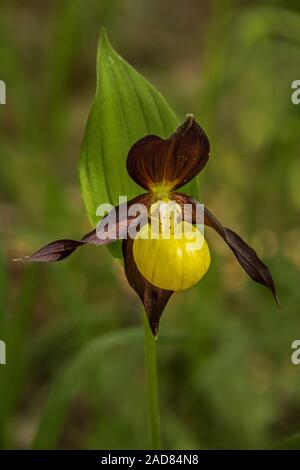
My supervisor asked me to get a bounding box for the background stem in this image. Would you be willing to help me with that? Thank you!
[143,313,162,450]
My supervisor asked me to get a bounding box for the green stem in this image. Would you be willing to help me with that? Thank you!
[143,313,162,450]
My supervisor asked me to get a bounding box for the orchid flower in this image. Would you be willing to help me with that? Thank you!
[16,115,277,335]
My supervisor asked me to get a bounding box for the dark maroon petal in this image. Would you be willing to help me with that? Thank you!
[83,193,153,244]
[122,238,173,336]
[15,193,153,263]
[126,115,210,192]
[204,208,278,303]
[172,193,278,304]
[13,239,84,262]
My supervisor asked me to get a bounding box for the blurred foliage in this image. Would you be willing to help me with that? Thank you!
[0,0,300,450]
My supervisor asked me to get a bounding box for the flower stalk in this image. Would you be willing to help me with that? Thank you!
[143,312,161,449]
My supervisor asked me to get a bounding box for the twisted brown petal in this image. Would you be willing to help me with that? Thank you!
[126,115,210,192]
[172,193,278,304]
[14,194,152,263]
[122,238,173,336]
[14,239,84,262]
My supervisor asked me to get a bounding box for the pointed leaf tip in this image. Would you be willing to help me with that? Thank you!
[99,27,111,50]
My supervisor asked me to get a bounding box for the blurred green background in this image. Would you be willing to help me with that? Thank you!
[0,0,300,450]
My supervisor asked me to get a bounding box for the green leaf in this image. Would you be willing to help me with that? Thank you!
[79,29,197,258]
[31,328,142,449]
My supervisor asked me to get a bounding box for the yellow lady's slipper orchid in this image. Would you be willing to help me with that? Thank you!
[17,115,277,335]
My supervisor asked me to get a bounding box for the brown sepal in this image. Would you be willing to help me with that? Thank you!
[14,194,152,263]
[122,238,173,336]
[172,193,278,304]
[126,115,210,192]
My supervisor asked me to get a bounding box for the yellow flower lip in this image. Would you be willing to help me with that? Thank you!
[133,221,211,291]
